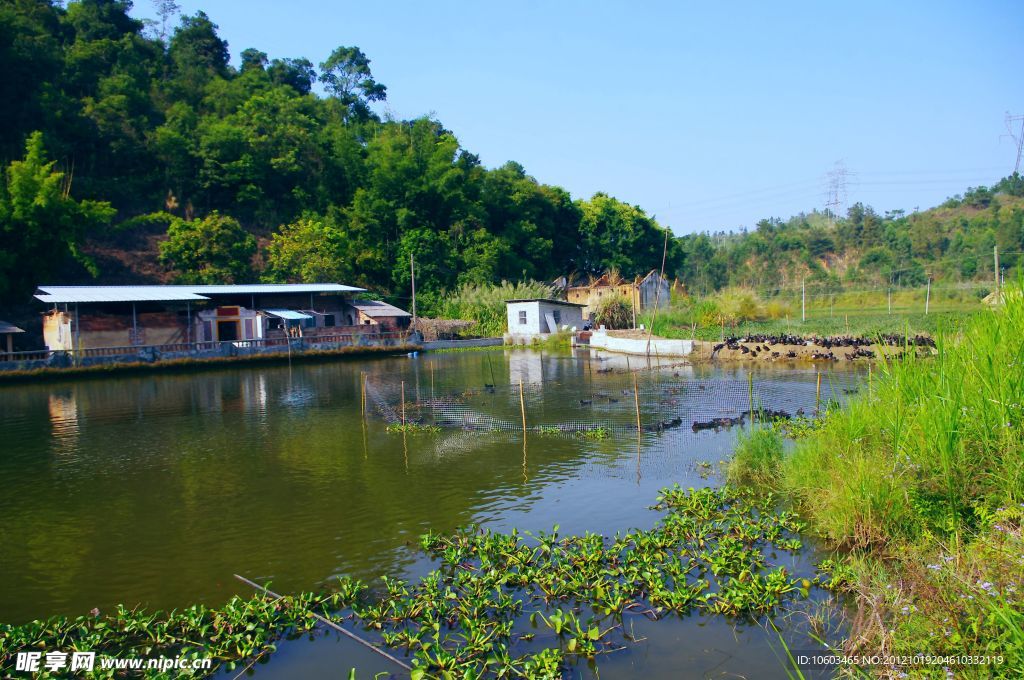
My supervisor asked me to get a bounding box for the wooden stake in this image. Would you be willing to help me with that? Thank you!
[518,379,527,435]
[633,372,642,435]
[400,380,406,426]
[868,363,873,400]
[816,371,822,412]
[234,574,411,671]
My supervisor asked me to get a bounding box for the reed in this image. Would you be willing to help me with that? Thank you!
[435,280,555,337]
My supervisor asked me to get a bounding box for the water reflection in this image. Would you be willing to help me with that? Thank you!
[1,350,863,659]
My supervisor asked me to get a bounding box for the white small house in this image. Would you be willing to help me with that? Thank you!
[505,299,585,342]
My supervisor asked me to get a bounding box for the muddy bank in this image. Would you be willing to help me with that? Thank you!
[693,334,935,363]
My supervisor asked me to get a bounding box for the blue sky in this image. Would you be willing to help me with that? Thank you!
[130,0,1024,235]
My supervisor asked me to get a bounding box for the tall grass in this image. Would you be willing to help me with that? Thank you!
[728,286,1024,668]
[435,280,555,337]
[781,291,1023,546]
[727,427,785,488]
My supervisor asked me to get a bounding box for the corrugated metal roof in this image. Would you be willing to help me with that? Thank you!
[351,300,412,317]
[0,320,25,334]
[34,283,365,304]
[36,286,211,303]
[190,284,365,294]
[263,309,313,320]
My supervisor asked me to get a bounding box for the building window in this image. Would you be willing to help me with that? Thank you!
[553,310,561,324]
[518,310,527,324]
[324,314,335,328]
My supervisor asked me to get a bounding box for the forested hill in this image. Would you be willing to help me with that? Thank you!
[671,178,1024,296]
[673,175,1024,297]
[0,0,671,310]
[2,2,1022,312]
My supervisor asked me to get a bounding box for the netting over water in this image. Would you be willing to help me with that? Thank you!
[363,362,864,437]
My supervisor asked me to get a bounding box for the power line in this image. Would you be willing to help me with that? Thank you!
[1004,113,1024,175]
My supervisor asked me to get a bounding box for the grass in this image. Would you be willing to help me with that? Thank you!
[728,285,1024,675]
[644,286,984,341]
[727,427,785,487]
[648,307,976,341]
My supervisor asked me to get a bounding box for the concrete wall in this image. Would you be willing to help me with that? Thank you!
[0,333,420,372]
[44,310,188,350]
[588,330,692,357]
[422,338,503,351]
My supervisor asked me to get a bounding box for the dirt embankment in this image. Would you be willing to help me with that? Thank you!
[693,334,936,363]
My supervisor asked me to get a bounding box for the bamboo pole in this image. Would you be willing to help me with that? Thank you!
[633,373,642,435]
[518,379,527,435]
[868,363,873,400]
[400,380,406,426]
[816,371,822,412]
[233,574,411,671]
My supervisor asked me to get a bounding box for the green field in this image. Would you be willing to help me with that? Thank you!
[644,286,986,340]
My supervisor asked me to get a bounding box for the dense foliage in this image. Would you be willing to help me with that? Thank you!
[0,0,674,305]
[3,0,1020,314]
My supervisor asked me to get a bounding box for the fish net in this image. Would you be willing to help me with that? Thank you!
[362,364,864,437]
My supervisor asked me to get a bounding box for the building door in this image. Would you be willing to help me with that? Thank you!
[217,320,239,341]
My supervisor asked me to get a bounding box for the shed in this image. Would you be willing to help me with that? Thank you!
[0,320,25,355]
[347,300,412,331]
[505,299,585,340]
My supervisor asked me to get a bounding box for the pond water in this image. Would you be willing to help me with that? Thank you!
[0,349,863,678]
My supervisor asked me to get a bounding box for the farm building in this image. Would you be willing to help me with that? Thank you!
[34,284,410,351]
[348,300,413,331]
[0,320,25,356]
[505,299,585,341]
[566,271,670,319]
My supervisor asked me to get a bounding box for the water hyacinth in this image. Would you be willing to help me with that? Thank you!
[0,486,818,679]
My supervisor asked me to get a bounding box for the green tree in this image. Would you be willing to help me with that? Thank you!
[0,131,115,301]
[319,46,386,120]
[159,211,256,283]
[577,193,674,277]
[263,215,350,283]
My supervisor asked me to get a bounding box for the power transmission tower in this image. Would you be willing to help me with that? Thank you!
[824,161,850,225]
[1004,113,1024,175]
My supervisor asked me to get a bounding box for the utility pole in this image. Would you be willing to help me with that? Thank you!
[994,245,1001,302]
[1004,113,1024,175]
[410,254,417,328]
[824,161,851,226]
[888,287,892,315]
[801,278,806,322]
[925,276,931,315]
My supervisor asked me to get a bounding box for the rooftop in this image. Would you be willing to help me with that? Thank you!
[35,283,365,305]
[505,298,586,307]
[350,300,412,317]
[0,320,25,334]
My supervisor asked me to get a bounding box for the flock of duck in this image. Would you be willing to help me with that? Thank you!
[712,333,936,362]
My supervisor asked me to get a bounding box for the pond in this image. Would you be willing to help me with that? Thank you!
[0,348,863,678]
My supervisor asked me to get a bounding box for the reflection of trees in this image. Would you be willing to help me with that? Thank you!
[0,352,632,622]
